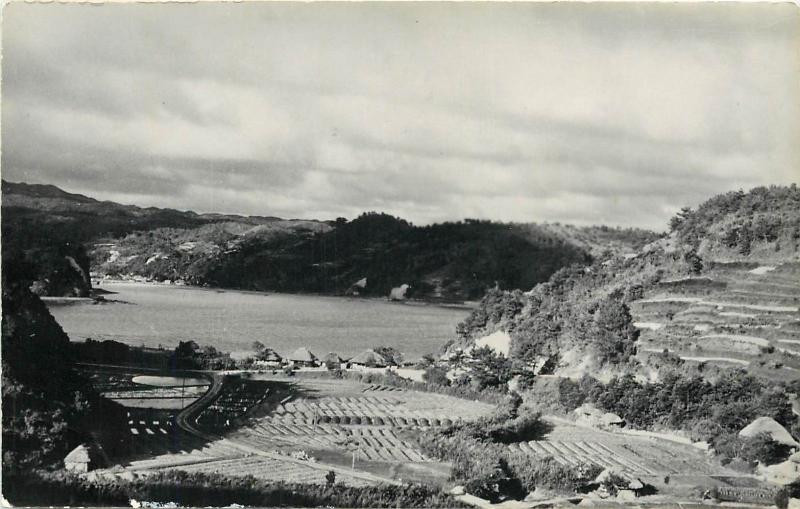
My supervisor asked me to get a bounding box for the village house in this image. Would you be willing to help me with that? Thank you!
[348,349,389,369]
[63,444,96,473]
[288,347,318,368]
[254,349,283,369]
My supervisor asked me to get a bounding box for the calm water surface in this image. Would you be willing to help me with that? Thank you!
[47,283,470,360]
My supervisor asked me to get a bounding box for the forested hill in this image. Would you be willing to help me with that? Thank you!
[1,180,328,297]
[448,184,800,380]
[2,180,658,301]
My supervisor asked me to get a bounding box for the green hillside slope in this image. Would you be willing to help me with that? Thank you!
[448,184,800,381]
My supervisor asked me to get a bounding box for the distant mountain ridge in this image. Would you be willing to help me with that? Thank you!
[2,180,659,301]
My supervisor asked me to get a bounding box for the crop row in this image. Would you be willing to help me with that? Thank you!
[510,439,720,476]
[279,397,459,426]
[197,382,269,430]
[509,440,657,476]
[238,420,429,463]
[362,384,403,392]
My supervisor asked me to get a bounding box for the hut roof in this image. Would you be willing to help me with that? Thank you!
[593,468,615,484]
[289,347,317,362]
[349,349,388,366]
[601,412,624,425]
[64,444,92,463]
[739,417,800,447]
[627,479,644,490]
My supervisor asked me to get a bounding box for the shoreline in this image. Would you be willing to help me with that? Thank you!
[94,278,479,310]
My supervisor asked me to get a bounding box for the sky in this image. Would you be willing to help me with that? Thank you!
[2,2,798,231]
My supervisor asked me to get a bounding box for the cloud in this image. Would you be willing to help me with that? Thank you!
[2,2,798,230]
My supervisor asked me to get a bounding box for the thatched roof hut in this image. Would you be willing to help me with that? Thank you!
[739,417,800,447]
[64,444,97,473]
[349,349,388,367]
[289,347,318,366]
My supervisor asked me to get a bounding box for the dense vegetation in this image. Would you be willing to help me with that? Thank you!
[583,371,795,435]
[198,213,594,300]
[445,253,663,375]
[414,395,601,502]
[671,184,800,257]
[1,257,127,477]
[3,469,466,507]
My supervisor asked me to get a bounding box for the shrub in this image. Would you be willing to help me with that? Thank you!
[463,460,525,503]
[505,454,602,494]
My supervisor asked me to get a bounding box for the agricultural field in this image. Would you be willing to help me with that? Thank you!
[196,377,271,431]
[631,261,800,379]
[97,447,379,487]
[82,368,211,409]
[115,407,220,460]
[511,420,731,479]
[93,375,491,486]
[227,375,494,483]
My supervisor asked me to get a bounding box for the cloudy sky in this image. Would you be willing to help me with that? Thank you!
[3,2,798,231]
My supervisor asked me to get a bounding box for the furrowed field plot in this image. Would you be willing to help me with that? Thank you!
[196,378,271,431]
[511,420,734,482]
[92,435,379,487]
[104,450,378,487]
[229,375,493,483]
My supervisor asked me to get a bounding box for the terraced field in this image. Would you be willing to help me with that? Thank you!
[272,394,465,427]
[632,261,800,378]
[96,438,379,487]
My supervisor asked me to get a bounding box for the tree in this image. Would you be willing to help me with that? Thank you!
[591,298,638,366]
[669,206,693,231]
[417,353,437,369]
[251,341,266,354]
[423,365,450,386]
[373,346,404,366]
[468,347,512,390]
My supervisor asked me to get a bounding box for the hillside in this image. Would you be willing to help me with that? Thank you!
[3,181,658,301]
[447,184,800,381]
[1,180,328,297]
[1,256,128,475]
